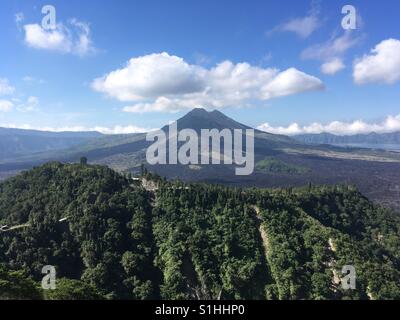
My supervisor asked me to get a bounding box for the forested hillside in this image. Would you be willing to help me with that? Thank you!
[0,162,399,300]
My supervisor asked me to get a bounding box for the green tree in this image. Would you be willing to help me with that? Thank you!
[0,264,42,300]
[43,278,103,300]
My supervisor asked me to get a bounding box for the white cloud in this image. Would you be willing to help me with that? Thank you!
[23,19,96,56]
[24,24,71,52]
[0,124,150,134]
[257,114,400,136]
[267,3,320,38]
[95,125,151,134]
[302,31,360,61]
[353,38,400,85]
[0,78,15,95]
[93,52,324,113]
[123,97,185,113]
[0,100,14,112]
[69,19,95,56]
[261,68,324,99]
[22,76,45,84]
[274,16,320,38]
[93,52,205,101]
[321,58,345,75]
[302,31,361,75]
[17,96,39,112]
[0,78,40,113]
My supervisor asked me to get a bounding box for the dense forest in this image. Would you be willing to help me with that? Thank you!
[0,162,399,300]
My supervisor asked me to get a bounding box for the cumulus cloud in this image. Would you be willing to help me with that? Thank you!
[24,24,71,52]
[0,124,151,134]
[353,38,400,85]
[257,114,400,136]
[261,68,324,99]
[267,3,320,38]
[93,52,324,113]
[0,100,14,112]
[23,19,96,56]
[93,53,205,101]
[321,58,345,75]
[0,78,15,95]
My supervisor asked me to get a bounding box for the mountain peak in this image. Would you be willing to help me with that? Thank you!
[185,107,209,116]
[166,108,252,132]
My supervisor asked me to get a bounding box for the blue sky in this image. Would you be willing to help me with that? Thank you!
[1,0,400,135]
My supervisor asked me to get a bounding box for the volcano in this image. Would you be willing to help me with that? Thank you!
[1,108,400,210]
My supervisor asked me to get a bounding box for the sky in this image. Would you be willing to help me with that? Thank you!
[0,0,400,135]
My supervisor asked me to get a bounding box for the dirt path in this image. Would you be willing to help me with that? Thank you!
[1,217,69,234]
[326,237,341,288]
[259,223,270,256]
[251,205,270,256]
[0,223,30,233]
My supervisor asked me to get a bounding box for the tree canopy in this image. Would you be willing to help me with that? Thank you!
[1,162,399,300]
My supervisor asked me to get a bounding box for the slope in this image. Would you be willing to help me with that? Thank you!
[1,163,400,299]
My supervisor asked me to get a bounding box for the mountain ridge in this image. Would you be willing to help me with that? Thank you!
[294,131,400,146]
[1,109,400,211]
[0,127,103,161]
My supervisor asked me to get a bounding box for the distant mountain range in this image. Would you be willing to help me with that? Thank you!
[1,109,400,211]
[294,132,400,146]
[0,127,102,161]
[3,113,399,163]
